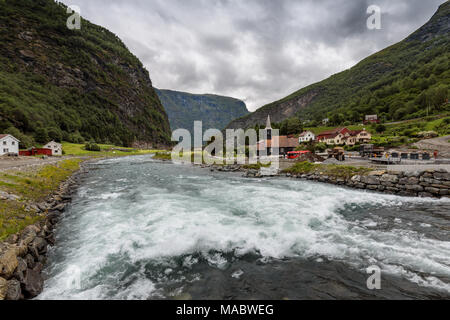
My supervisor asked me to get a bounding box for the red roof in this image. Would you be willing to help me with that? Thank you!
[0,134,9,139]
[257,136,299,150]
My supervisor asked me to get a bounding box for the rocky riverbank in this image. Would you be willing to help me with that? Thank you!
[0,164,88,300]
[278,169,450,198]
[200,163,450,199]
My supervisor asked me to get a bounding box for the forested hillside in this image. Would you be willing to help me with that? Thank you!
[0,0,171,148]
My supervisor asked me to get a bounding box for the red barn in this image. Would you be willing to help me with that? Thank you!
[19,148,53,156]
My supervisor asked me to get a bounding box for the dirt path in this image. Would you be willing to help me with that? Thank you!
[0,156,76,172]
[412,135,450,157]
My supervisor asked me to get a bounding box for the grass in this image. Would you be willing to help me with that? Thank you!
[282,161,371,179]
[0,158,83,240]
[61,142,164,157]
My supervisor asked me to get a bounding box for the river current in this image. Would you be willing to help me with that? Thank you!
[38,156,450,299]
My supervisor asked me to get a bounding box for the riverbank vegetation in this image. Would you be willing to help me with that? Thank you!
[282,162,371,179]
[62,142,163,157]
[0,159,83,240]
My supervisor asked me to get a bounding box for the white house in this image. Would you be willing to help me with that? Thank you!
[298,131,316,143]
[0,134,20,156]
[43,141,62,156]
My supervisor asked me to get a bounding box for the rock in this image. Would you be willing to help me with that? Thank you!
[19,49,35,61]
[32,237,47,255]
[351,175,361,182]
[0,244,19,279]
[361,176,380,185]
[13,257,27,282]
[6,279,21,300]
[0,277,7,300]
[434,172,450,180]
[425,187,440,195]
[405,184,424,192]
[52,203,66,212]
[367,185,379,191]
[25,254,35,269]
[19,225,39,246]
[381,174,399,183]
[22,268,43,298]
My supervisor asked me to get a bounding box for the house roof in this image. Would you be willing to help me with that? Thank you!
[0,134,20,142]
[44,141,62,146]
[299,131,314,137]
[257,136,299,150]
[317,128,346,136]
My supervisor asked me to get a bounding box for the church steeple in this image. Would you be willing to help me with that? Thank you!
[265,115,272,141]
[266,115,272,129]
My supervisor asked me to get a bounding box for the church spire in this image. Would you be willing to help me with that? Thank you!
[266,115,272,129]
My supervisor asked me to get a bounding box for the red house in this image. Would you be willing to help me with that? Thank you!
[19,148,53,156]
[316,128,350,142]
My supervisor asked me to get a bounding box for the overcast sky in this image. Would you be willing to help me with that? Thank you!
[61,0,445,111]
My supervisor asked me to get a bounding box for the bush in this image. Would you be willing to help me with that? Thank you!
[84,141,101,151]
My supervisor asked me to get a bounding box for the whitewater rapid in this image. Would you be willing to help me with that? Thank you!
[38,156,450,299]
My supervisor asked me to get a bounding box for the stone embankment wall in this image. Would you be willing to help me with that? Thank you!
[0,168,85,300]
[281,169,450,198]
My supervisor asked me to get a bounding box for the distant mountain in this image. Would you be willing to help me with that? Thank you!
[156,89,249,135]
[226,1,449,130]
[0,0,171,148]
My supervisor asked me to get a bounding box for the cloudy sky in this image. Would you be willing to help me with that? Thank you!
[61,0,444,111]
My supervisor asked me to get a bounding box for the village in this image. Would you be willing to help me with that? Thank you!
[255,115,448,169]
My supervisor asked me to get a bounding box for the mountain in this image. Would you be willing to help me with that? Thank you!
[226,1,449,130]
[155,89,249,135]
[0,0,171,148]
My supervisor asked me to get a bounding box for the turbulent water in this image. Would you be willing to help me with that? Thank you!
[38,156,450,300]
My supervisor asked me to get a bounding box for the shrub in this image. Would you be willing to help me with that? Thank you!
[84,141,101,151]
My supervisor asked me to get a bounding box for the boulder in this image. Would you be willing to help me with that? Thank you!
[0,244,19,279]
[22,268,43,298]
[381,174,399,183]
[13,257,27,282]
[434,172,450,180]
[0,277,7,300]
[6,279,21,300]
[25,254,36,269]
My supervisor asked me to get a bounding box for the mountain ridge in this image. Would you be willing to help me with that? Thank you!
[156,88,249,135]
[226,1,449,130]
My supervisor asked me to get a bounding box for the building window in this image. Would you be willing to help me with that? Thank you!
[2,141,6,145]
[3,148,8,153]
[12,141,15,145]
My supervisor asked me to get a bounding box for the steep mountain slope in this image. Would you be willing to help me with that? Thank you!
[227,1,449,130]
[156,89,249,134]
[0,0,171,147]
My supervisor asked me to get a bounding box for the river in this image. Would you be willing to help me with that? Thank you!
[38,155,450,299]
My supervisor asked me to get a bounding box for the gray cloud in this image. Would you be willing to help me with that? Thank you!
[61,0,445,111]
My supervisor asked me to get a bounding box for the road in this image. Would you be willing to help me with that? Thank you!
[0,156,74,172]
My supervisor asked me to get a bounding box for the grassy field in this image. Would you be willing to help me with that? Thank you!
[61,142,164,157]
[0,159,83,240]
